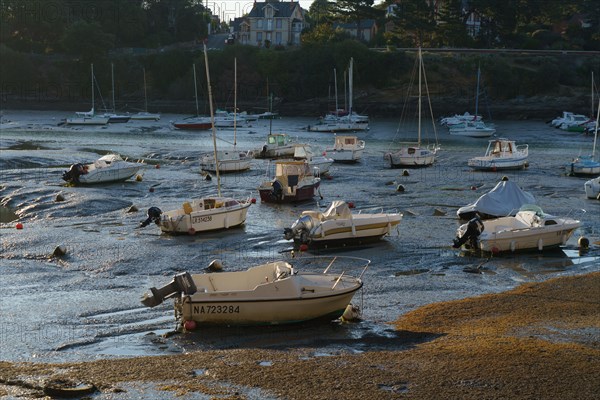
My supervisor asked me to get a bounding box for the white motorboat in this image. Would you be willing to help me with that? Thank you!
[384,48,439,168]
[453,204,580,253]
[144,196,252,234]
[284,201,402,247]
[468,138,529,170]
[440,112,482,126]
[326,135,365,163]
[258,160,321,203]
[448,120,495,137]
[141,44,253,235]
[584,176,600,199]
[252,133,304,159]
[200,150,252,173]
[62,154,144,184]
[457,177,536,220]
[141,256,368,327]
[293,145,334,175]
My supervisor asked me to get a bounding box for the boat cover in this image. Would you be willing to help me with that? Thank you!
[457,180,536,219]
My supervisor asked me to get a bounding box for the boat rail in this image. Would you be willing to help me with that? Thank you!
[288,255,370,280]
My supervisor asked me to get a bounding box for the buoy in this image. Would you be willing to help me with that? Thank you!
[299,244,308,252]
[402,169,410,176]
[251,198,257,204]
[15,222,23,230]
[470,186,477,191]
[501,176,509,181]
[578,236,589,249]
[396,184,405,192]
[55,193,65,202]
[188,227,196,235]
[183,320,197,331]
[524,161,529,168]
[155,164,160,169]
[53,245,67,257]
[347,202,355,208]
[208,259,223,272]
[128,205,139,213]
[135,174,143,182]
[149,187,155,193]
[326,175,333,180]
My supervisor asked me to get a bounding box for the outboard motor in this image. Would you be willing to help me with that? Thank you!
[141,272,197,308]
[453,216,484,249]
[270,180,283,200]
[283,215,315,243]
[139,207,163,228]
[62,163,85,183]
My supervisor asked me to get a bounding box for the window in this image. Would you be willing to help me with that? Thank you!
[257,32,262,42]
[275,32,282,44]
[276,19,282,29]
[257,19,263,29]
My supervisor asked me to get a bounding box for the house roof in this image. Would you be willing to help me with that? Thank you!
[247,1,301,18]
[333,19,377,30]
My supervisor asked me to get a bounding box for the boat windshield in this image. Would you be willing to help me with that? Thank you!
[519,204,544,216]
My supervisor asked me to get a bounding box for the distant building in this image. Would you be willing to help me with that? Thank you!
[236,0,307,47]
[332,20,378,43]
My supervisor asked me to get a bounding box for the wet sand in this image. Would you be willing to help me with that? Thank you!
[1,271,598,399]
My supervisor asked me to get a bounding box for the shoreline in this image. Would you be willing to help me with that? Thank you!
[1,271,598,399]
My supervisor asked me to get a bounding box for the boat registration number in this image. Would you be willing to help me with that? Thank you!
[192,215,212,223]
[194,305,240,314]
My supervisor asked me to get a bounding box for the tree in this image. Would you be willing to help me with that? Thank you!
[436,0,470,47]
[61,20,115,61]
[387,0,437,47]
[331,0,383,43]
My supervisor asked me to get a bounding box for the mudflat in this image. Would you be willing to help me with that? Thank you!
[1,271,598,399]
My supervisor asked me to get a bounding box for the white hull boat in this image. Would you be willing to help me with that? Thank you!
[293,145,334,175]
[145,197,252,234]
[200,150,252,173]
[130,112,161,121]
[326,135,365,162]
[258,160,321,203]
[448,120,495,137]
[284,201,402,247]
[440,112,482,126]
[65,115,110,126]
[62,154,143,184]
[308,119,369,133]
[584,176,600,199]
[141,257,368,326]
[453,205,580,253]
[253,133,304,159]
[468,138,528,170]
[567,98,599,176]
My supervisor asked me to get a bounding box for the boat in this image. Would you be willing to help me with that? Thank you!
[468,138,529,170]
[130,68,161,121]
[558,72,597,133]
[100,63,131,123]
[384,48,439,167]
[457,177,536,220]
[584,176,600,199]
[293,145,334,175]
[440,112,482,127]
[284,200,402,248]
[448,120,496,137]
[140,256,369,327]
[252,133,303,159]
[566,98,599,176]
[200,58,252,173]
[453,204,581,253]
[308,59,369,133]
[173,64,212,131]
[325,135,365,163]
[258,160,321,203]
[65,64,109,126]
[141,43,252,234]
[62,154,144,184]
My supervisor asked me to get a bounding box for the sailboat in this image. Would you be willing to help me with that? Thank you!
[384,48,439,167]
[308,58,369,133]
[130,67,161,121]
[445,65,495,137]
[101,63,131,123]
[142,44,252,234]
[567,98,600,176]
[173,64,212,130]
[200,58,252,173]
[65,64,109,126]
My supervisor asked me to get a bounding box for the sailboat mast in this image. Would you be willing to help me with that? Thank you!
[334,68,338,113]
[91,63,94,112]
[418,48,422,146]
[475,64,481,117]
[592,71,595,119]
[111,63,116,113]
[143,67,148,112]
[193,64,200,117]
[203,43,221,196]
[234,57,237,146]
[349,58,353,116]
[593,98,599,159]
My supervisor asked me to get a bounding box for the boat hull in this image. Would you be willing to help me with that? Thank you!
[159,200,251,234]
[584,177,600,199]
[385,148,435,167]
[65,117,109,125]
[79,165,142,184]
[478,226,578,253]
[308,121,369,133]
[173,122,212,130]
[328,149,363,162]
[301,218,401,247]
[468,156,528,170]
[259,182,320,203]
[200,152,252,173]
[448,128,495,137]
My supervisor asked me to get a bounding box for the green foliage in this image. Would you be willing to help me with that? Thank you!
[0,44,36,85]
[61,21,115,61]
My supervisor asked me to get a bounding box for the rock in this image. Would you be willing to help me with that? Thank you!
[55,193,65,202]
[433,208,446,216]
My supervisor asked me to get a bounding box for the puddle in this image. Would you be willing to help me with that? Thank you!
[1,205,19,223]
